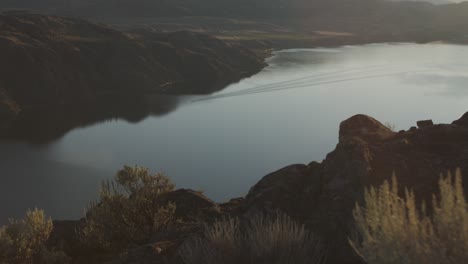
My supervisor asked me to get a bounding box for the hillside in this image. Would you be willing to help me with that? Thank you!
[0,12,266,139]
[2,0,468,48]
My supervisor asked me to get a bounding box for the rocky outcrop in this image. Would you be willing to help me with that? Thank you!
[453,112,468,127]
[339,114,395,143]
[245,112,468,263]
[417,119,434,129]
[46,112,468,264]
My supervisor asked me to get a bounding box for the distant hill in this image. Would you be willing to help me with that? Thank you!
[386,0,452,4]
[1,0,468,37]
[0,12,264,103]
[0,12,266,138]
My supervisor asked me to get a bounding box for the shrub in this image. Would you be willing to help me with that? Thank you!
[349,170,468,264]
[179,212,325,264]
[79,165,176,252]
[0,209,69,264]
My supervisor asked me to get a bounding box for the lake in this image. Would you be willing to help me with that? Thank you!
[1,43,468,222]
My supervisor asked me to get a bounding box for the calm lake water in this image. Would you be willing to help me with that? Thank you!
[1,43,468,222]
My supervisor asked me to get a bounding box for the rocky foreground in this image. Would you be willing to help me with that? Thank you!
[50,112,468,264]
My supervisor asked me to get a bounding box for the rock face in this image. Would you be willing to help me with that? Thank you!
[453,112,468,127]
[246,112,468,263]
[245,163,322,219]
[339,114,395,143]
[417,119,434,128]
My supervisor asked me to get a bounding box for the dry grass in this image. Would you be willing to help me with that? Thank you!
[350,170,468,264]
[179,212,325,264]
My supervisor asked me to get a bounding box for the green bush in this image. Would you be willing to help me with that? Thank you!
[80,165,176,252]
[350,170,468,264]
[0,209,69,264]
[179,212,324,264]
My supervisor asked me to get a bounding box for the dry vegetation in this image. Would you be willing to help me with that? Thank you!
[0,209,69,264]
[2,167,467,264]
[178,212,325,264]
[350,170,468,264]
[79,165,176,252]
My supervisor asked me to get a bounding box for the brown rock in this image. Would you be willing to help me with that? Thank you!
[219,197,246,216]
[417,119,434,128]
[245,113,468,264]
[452,111,468,127]
[339,114,395,143]
[245,163,321,219]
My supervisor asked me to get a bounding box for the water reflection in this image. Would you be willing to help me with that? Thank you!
[2,94,180,144]
[404,73,468,97]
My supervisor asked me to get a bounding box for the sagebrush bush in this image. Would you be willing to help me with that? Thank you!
[0,209,69,264]
[179,212,325,264]
[350,170,468,264]
[80,165,176,252]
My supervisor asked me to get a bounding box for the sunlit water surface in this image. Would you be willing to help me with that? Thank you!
[2,43,468,222]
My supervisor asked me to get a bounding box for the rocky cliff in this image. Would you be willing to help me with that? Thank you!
[244,112,468,263]
[50,112,468,263]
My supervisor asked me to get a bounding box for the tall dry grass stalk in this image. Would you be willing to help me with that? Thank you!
[179,212,325,264]
[350,170,468,264]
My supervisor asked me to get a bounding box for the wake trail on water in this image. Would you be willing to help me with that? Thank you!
[192,68,430,102]
[233,64,389,93]
[191,65,428,103]
[192,65,389,103]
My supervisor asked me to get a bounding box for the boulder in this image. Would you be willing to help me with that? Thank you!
[417,119,434,128]
[339,114,395,143]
